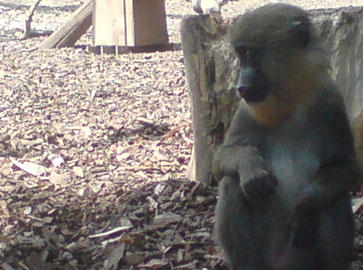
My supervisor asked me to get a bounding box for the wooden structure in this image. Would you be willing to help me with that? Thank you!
[93,0,168,46]
[41,0,169,51]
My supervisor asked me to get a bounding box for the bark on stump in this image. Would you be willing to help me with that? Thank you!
[181,7,363,183]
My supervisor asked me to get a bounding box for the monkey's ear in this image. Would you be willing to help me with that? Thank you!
[290,20,310,48]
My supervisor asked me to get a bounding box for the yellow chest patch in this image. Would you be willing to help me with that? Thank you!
[246,95,293,127]
[246,87,319,127]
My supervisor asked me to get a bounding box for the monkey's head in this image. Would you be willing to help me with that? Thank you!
[230,4,329,125]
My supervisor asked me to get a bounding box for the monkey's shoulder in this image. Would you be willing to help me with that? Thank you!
[223,101,267,146]
[309,86,350,130]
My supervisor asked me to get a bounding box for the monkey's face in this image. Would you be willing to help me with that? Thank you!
[230,4,315,105]
[234,46,270,103]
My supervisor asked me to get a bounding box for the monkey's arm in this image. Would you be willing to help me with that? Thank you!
[295,159,359,215]
[292,90,360,248]
[212,106,277,203]
[296,92,360,214]
[213,145,277,203]
[291,157,359,248]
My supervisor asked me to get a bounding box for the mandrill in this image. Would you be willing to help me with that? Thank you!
[212,3,360,270]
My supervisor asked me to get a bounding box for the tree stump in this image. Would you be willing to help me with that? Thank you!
[181,7,363,183]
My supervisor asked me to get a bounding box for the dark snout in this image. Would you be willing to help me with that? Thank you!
[236,67,269,103]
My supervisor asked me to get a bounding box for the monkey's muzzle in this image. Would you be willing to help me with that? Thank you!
[236,68,270,103]
[236,82,270,104]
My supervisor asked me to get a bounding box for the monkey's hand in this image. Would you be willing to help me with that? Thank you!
[290,213,319,249]
[240,170,278,203]
[214,146,278,203]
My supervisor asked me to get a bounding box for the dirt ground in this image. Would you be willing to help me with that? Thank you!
[0,0,362,269]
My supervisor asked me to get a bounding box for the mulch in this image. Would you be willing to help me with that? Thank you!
[0,0,362,269]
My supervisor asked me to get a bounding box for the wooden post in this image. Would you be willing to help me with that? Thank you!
[41,0,93,49]
[93,0,168,46]
[93,0,126,45]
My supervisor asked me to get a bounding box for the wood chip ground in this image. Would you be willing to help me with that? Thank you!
[0,0,362,269]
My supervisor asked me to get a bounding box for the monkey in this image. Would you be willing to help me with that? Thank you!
[212,3,360,270]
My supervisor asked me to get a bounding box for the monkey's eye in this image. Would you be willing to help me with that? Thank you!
[235,46,262,66]
[235,46,250,59]
[245,49,252,60]
[234,46,248,57]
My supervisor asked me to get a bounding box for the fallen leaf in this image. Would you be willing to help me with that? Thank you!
[73,166,84,178]
[103,243,126,270]
[152,212,182,225]
[11,158,47,176]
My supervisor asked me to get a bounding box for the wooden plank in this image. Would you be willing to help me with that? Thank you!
[125,0,135,46]
[84,44,175,54]
[93,0,127,46]
[133,0,168,46]
[93,0,168,46]
[41,0,93,49]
